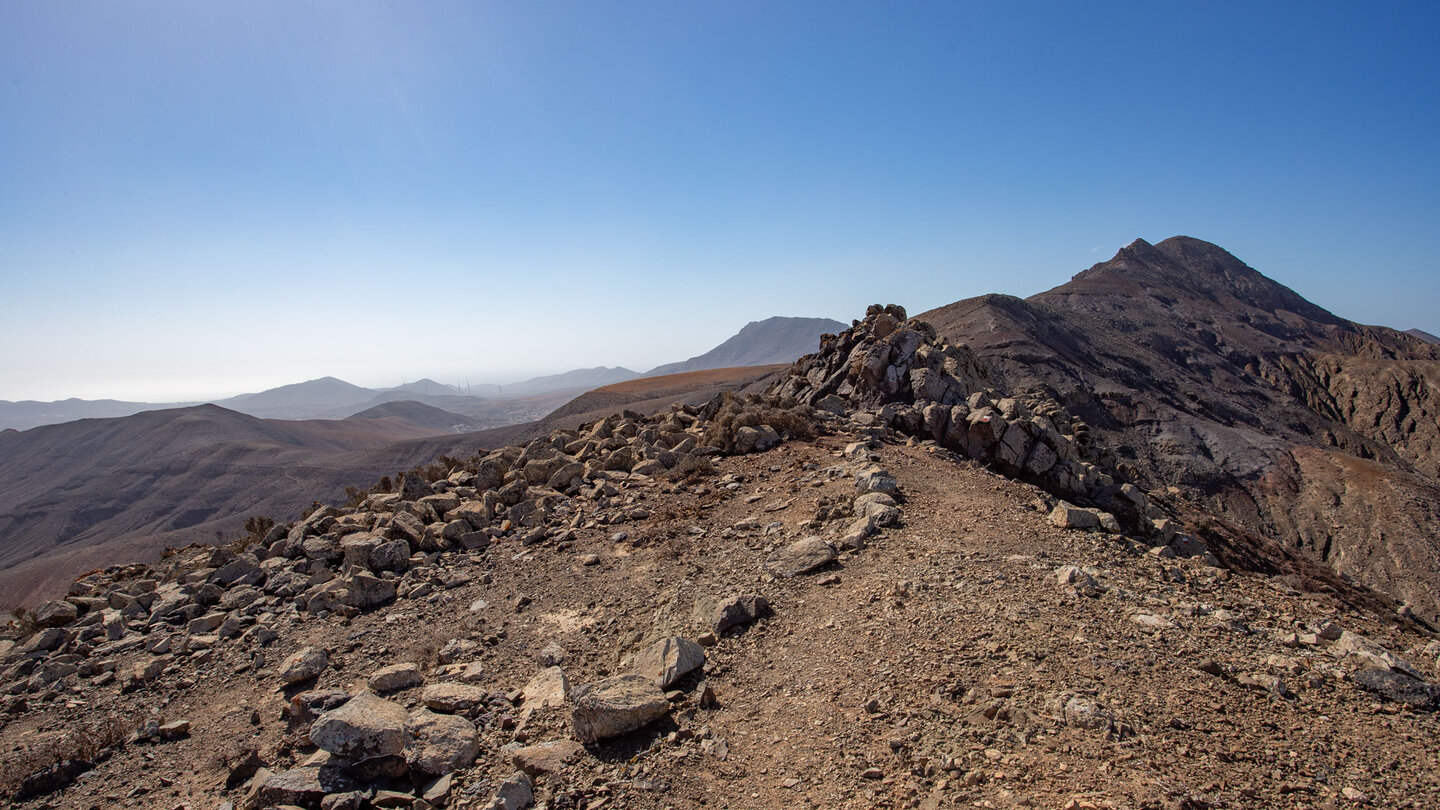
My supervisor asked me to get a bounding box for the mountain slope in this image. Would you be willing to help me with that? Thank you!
[646,316,845,377]
[920,236,1440,621]
[0,405,479,607]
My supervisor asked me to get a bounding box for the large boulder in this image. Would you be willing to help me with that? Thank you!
[309,691,409,759]
[570,674,669,743]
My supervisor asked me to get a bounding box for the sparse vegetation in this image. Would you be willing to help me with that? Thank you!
[1,715,127,799]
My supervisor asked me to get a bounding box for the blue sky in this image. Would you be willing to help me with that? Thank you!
[2,1,1436,401]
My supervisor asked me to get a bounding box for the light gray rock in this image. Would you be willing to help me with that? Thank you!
[1049,503,1100,530]
[405,709,480,775]
[521,666,569,709]
[632,636,705,689]
[512,739,585,776]
[571,674,669,743]
[309,691,409,759]
[421,682,488,713]
[279,646,328,685]
[368,663,423,693]
[482,772,534,810]
[764,536,836,578]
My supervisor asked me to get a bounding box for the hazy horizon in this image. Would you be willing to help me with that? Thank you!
[4,2,1437,403]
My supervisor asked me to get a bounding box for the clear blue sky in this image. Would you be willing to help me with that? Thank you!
[2,1,1436,401]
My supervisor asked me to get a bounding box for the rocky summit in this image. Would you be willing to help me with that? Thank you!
[3,241,1440,810]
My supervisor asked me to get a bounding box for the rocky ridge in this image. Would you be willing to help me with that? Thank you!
[2,305,1438,809]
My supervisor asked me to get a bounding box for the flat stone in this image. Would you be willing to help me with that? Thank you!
[764,536,836,578]
[521,666,570,709]
[512,739,585,775]
[255,764,356,808]
[368,663,424,693]
[571,674,669,743]
[421,682,489,713]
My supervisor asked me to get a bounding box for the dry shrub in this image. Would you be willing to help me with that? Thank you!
[1,715,128,798]
[666,454,716,484]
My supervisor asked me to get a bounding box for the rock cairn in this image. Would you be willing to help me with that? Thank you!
[773,304,1158,536]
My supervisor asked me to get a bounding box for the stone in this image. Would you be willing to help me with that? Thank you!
[570,674,670,743]
[1064,697,1109,729]
[369,539,411,573]
[309,691,409,759]
[255,764,357,808]
[1055,565,1103,597]
[279,646,328,685]
[405,709,480,775]
[157,720,190,740]
[712,594,770,634]
[764,536,837,578]
[339,573,395,609]
[632,636,705,689]
[482,772,534,810]
[512,739,585,776]
[1352,668,1440,711]
[1049,504,1100,530]
[421,682,489,713]
[855,467,898,494]
[368,663,424,693]
[34,600,79,628]
[521,666,570,709]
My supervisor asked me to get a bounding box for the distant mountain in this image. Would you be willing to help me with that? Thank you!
[0,403,481,608]
[495,366,640,398]
[0,397,205,432]
[1406,328,1440,345]
[216,376,377,419]
[386,379,461,397]
[646,316,845,377]
[347,400,483,433]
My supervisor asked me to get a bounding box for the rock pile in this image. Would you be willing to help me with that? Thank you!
[773,304,1185,543]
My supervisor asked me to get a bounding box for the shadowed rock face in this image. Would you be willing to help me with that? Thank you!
[921,236,1440,622]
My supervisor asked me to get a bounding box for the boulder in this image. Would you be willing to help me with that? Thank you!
[570,674,669,743]
[405,709,480,775]
[421,682,489,713]
[279,646,329,685]
[712,594,770,634]
[309,691,409,759]
[34,600,78,628]
[368,663,423,693]
[1049,503,1100,530]
[255,764,357,809]
[632,636,705,689]
[764,536,836,578]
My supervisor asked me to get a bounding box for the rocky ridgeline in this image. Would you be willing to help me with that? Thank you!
[774,304,1187,549]
[5,304,1439,808]
[0,367,916,808]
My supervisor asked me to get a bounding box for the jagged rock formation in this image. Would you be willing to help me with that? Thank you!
[922,237,1440,623]
[774,304,1156,537]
